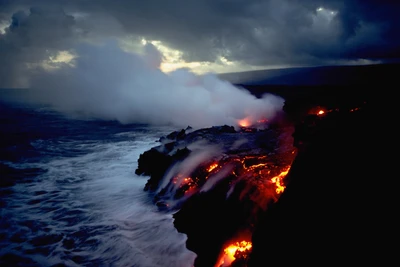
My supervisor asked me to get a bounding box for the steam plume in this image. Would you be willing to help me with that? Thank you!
[200,164,234,193]
[27,41,284,128]
[158,141,222,194]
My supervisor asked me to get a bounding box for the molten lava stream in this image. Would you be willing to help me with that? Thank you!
[214,164,291,267]
[207,163,219,173]
[215,241,252,267]
[270,166,291,194]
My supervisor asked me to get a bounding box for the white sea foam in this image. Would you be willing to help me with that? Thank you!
[1,125,196,267]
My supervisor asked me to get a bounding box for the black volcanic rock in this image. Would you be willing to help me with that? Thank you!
[136,124,287,195]
[136,122,294,196]
[136,121,296,267]
[173,176,265,267]
[248,100,391,266]
[135,84,391,267]
[136,146,191,191]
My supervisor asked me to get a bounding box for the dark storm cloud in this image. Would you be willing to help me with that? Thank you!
[0,0,399,87]
[83,0,399,64]
[0,4,78,87]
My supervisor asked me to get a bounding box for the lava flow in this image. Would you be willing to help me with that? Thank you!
[207,163,219,173]
[271,166,291,194]
[212,154,294,266]
[140,101,369,267]
[308,102,366,117]
[308,106,328,116]
[215,241,253,267]
[211,125,296,267]
[145,121,296,267]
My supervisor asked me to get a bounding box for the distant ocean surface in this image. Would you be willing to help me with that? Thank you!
[0,90,196,267]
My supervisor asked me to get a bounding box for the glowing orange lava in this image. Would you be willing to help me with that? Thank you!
[182,177,194,185]
[207,163,219,173]
[238,118,251,127]
[270,166,291,194]
[309,106,328,116]
[216,241,252,267]
[172,175,195,188]
[246,163,267,171]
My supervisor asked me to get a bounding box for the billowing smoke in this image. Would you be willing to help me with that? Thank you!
[27,41,284,129]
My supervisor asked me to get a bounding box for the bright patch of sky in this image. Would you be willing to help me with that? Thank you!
[27,50,77,71]
[119,36,270,74]
[0,19,10,34]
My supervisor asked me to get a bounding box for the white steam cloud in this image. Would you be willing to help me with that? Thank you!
[157,141,222,194]
[200,163,234,193]
[27,41,284,129]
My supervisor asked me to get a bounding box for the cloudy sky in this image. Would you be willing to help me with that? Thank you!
[1,0,399,88]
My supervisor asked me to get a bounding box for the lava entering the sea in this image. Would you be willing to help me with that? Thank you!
[142,121,297,266]
[137,95,372,267]
[162,124,296,212]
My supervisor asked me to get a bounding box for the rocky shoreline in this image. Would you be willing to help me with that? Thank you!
[136,115,296,266]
